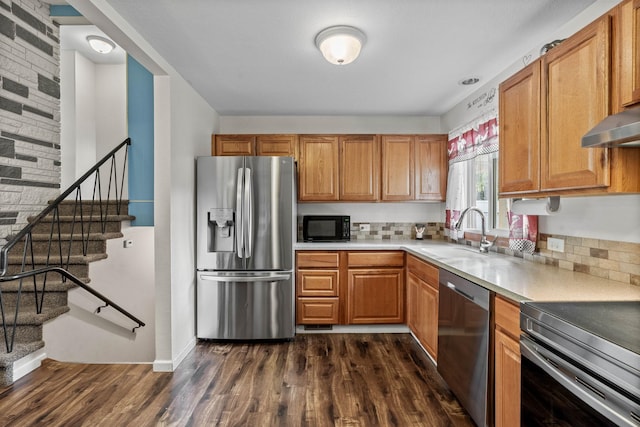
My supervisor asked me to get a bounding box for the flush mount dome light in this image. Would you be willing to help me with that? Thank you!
[315,25,366,65]
[86,35,116,54]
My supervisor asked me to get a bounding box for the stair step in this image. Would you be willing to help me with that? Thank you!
[28,215,133,235]
[5,254,106,278]
[0,340,45,369]
[4,232,122,258]
[52,200,130,217]
[1,280,78,309]
[0,306,70,345]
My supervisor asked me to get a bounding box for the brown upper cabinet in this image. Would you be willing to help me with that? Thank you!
[499,60,541,195]
[499,8,640,197]
[541,16,611,192]
[415,135,448,201]
[382,135,448,201]
[618,0,640,108]
[381,135,414,200]
[340,135,380,201]
[212,134,297,157]
[212,134,255,156]
[298,135,340,201]
[299,134,380,201]
[299,134,447,202]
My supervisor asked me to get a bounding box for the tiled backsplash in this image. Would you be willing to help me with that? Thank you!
[350,222,446,240]
[461,232,640,287]
[533,234,639,286]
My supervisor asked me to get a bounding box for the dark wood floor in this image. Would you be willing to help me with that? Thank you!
[0,334,473,426]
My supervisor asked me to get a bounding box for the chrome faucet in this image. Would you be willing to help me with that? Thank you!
[454,207,495,253]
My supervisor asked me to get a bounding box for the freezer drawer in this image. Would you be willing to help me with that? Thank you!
[196,271,295,340]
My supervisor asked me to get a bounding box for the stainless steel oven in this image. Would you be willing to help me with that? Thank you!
[520,301,640,427]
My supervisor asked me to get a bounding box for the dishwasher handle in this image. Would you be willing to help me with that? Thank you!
[446,282,475,302]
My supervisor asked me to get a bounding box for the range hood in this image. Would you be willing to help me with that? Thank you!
[582,107,640,148]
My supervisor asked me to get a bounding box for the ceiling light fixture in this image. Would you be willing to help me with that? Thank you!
[459,77,480,86]
[86,35,116,54]
[315,25,366,65]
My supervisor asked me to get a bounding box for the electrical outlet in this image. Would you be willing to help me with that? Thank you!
[359,223,370,232]
[123,239,134,248]
[547,237,565,252]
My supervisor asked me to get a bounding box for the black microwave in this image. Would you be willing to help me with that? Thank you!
[302,215,351,242]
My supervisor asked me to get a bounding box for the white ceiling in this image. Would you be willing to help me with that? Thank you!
[60,25,126,65]
[70,0,602,116]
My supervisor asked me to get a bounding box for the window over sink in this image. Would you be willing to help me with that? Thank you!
[445,113,508,236]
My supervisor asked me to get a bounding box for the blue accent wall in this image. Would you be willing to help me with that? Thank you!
[127,55,154,226]
[49,5,82,16]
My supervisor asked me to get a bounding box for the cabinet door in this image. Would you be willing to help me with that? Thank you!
[381,135,414,201]
[495,329,521,427]
[414,135,447,201]
[499,61,541,195]
[418,279,438,361]
[340,135,380,201]
[213,135,256,156]
[619,0,640,107]
[297,298,339,324]
[541,17,611,191]
[347,268,404,324]
[257,134,297,157]
[296,270,338,296]
[298,135,339,201]
[406,272,420,334]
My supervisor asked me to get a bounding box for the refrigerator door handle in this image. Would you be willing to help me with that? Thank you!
[236,167,245,258]
[199,273,291,282]
[244,167,253,259]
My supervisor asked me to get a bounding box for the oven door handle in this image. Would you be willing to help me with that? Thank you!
[521,336,637,427]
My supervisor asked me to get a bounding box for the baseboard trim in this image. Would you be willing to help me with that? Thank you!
[12,348,46,381]
[152,337,196,372]
[296,324,410,334]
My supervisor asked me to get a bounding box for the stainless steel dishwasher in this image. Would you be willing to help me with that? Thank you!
[437,268,491,427]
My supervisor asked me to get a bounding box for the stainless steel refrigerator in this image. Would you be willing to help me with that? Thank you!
[196,156,296,340]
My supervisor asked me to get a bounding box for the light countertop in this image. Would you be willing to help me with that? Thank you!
[295,240,640,303]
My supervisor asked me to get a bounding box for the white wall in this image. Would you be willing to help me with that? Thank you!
[441,0,639,244]
[220,115,442,134]
[66,0,219,371]
[43,225,155,362]
[74,51,97,194]
[95,63,128,198]
[60,42,127,197]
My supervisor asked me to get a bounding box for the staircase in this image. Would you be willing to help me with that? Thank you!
[0,200,134,386]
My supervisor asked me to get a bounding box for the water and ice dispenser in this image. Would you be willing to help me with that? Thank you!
[208,208,234,252]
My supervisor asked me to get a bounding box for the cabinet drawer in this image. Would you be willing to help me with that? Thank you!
[495,295,521,339]
[407,255,439,288]
[296,251,339,268]
[296,298,339,324]
[347,251,404,268]
[296,270,338,296]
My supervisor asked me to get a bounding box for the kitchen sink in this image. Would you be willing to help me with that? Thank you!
[418,245,515,267]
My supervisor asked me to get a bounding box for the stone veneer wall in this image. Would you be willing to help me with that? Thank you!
[0,0,60,243]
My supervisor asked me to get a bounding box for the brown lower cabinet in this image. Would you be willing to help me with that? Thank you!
[296,250,405,325]
[296,251,340,324]
[494,295,521,427]
[406,254,439,361]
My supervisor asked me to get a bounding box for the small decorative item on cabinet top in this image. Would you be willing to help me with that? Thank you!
[415,224,425,240]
